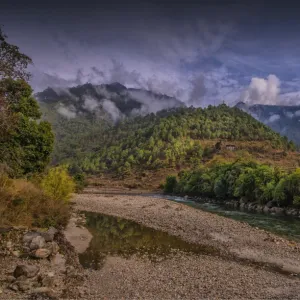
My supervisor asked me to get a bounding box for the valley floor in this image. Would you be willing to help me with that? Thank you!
[72,187,300,299]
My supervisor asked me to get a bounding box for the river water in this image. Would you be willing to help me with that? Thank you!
[153,194,300,241]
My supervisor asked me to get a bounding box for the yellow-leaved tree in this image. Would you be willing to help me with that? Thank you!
[41,166,75,202]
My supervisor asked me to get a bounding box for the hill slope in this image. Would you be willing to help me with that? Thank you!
[77,104,296,177]
[236,102,300,146]
[37,83,184,163]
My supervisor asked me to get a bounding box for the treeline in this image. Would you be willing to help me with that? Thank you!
[164,161,300,207]
[78,105,295,175]
[0,28,80,228]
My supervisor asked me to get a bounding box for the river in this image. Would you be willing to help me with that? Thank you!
[153,194,300,241]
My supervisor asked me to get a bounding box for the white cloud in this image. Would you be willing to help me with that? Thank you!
[82,95,99,112]
[102,99,123,123]
[267,114,281,123]
[241,74,281,105]
[56,104,76,119]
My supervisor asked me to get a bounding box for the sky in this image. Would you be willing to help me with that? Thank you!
[2,0,300,106]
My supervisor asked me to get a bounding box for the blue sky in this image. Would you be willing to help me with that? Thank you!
[2,0,300,106]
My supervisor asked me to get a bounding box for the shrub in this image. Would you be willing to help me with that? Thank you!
[40,166,75,202]
[0,173,69,228]
[73,172,87,192]
[164,175,178,193]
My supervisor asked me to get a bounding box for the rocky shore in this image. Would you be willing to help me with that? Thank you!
[72,189,300,299]
[222,197,299,217]
[0,219,87,300]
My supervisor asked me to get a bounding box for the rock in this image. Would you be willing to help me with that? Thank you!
[286,209,299,216]
[13,265,40,278]
[23,232,41,244]
[271,207,285,216]
[32,248,51,259]
[31,287,55,298]
[239,197,248,204]
[39,272,55,287]
[8,283,19,292]
[0,288,2,294]
[6,241,13,250]
[263,206,270,214]
[46,241,59,256]
[256,205,263,213]
[17,280,31,292]
[266,201,276,208]
[6,275,15,283]
[30,235,46,250]
[12,250,21,257]
[41,227,57,242]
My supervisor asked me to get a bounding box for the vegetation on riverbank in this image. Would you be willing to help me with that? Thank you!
[0,28,75,228]
[164,160,300,208]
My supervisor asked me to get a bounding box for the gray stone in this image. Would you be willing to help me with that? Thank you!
[17,280,31,292]
[6,275,15,283]
[239,197,248,204]
[13,265,40,278]
[263,206,270,214]
[29,235,46,250]
[32,248,51,259]
[41,227,57,242]
[46,241,59,256]
[40,272,55,287]
[8,283,19,292]
[23,232,41,244]
[12,250,21,257]
[31,287,55,298]
[6,241,13,250]
[266,201,275,208]
[271,207,285,216]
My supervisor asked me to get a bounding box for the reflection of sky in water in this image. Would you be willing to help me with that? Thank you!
[153,194,300,241]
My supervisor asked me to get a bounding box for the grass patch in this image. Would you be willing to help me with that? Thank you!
[0,173,70,228]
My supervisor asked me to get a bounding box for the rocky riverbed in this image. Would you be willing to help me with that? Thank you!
[2,188,300,299]
[72,188,300,299]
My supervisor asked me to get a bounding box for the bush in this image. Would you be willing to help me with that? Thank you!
[40,166,75,202]
[0,173,69,228]
[164,175,178,193]
[73,172,87,192]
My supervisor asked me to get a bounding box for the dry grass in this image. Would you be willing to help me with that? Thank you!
[0,174,70,228]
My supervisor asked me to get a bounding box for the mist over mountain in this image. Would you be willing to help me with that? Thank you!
[236,102,300,145]
[36,82,185,123]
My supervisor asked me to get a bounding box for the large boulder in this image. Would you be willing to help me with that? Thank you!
[29,236,46,250]
[23,232,41,244]
[13,265,40,279]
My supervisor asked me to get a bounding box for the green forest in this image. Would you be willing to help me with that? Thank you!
[164,161,300,207]
[48,104,296,176]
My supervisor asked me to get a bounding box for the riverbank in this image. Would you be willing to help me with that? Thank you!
[72,188,300,299]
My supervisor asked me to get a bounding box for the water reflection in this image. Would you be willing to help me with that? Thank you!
[79,212,217,270]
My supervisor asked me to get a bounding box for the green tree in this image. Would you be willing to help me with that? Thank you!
[0,79,54,175]
[0,27,32,81]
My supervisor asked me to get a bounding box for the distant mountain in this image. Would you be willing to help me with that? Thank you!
[36,82,185,123]
[235,102,300,145]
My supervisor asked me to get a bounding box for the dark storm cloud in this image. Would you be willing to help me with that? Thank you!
[2,0,300,105]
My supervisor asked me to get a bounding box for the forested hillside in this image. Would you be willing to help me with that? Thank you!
[75,104,296,176]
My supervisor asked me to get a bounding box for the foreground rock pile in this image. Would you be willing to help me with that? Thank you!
[0,225,86,299]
